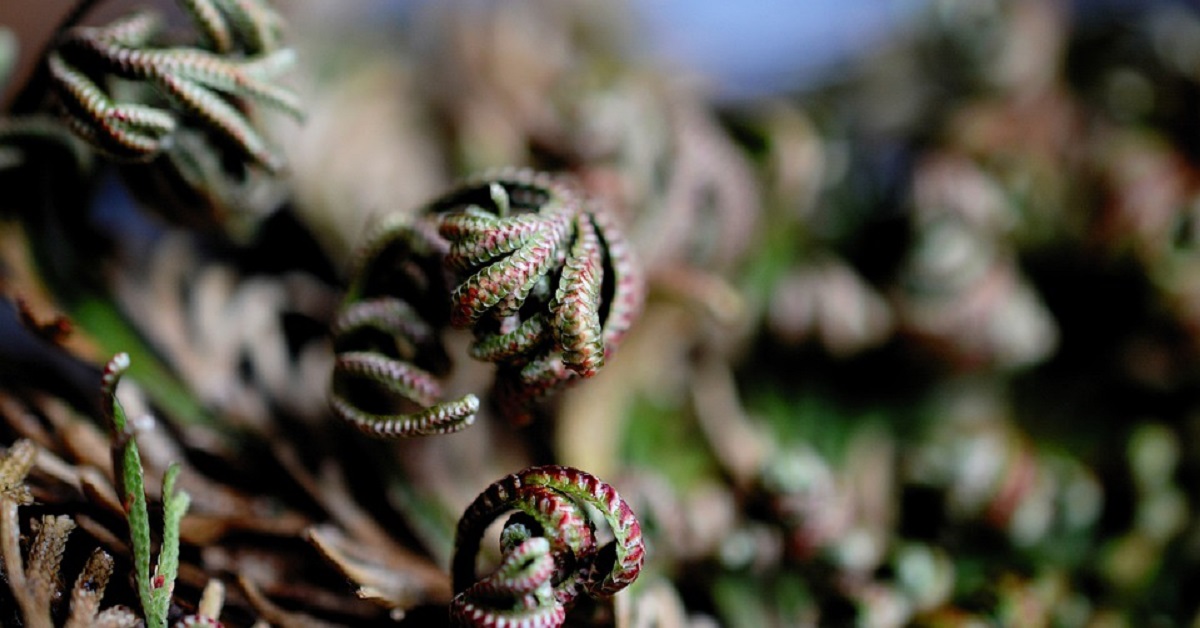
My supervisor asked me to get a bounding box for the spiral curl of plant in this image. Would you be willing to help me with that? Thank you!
[450,465,645,627]
[329,168,644,437]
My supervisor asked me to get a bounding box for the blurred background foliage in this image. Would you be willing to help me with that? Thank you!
[4,0,1200,625]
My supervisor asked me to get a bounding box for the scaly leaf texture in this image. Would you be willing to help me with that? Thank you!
[0,439,36,504]
[25,515,77,616]
[180,0,235,53]
[150,463,189,623]
[552,215,605,377]
[449,536,564,628]
[330,216,479,437]
[182,0,284,55]
[330,169,644,435]
[64,550,116,628]
[0,442,34,623]
[450,466,645,627]
[48,50,175,161]
[102,353,190,628]
[1,443,129,628]
[589,205,644,355]
[102,354,153,625]
[459,484,596,607]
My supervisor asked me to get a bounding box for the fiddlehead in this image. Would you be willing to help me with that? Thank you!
[329,168,643,436]
[450,465,644,627]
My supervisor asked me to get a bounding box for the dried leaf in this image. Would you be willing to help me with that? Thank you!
[64,549,115,628]
[308,524,450,614]
[0,439,36,504]
[26,515,76,616]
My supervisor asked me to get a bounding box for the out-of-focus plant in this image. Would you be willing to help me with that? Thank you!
[173,579,227,628]
[1099,423,1188,594]
[907,385,1102,549]
[896,152,1059,369]
[0,27,88,175]
[113,233,336,428]
[43,0,302,229]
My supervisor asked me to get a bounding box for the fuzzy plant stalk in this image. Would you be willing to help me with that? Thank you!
[450,465,645,627]
[102,353,191,628]
[330,168,643,437]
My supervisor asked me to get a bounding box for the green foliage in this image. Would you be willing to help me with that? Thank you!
[49,2,301,169]
[620,394,721,492]
[74,298,214,429]
[102,353,191,628]
[711,570,815,628]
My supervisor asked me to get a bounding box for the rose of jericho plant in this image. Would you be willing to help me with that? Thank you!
[450,465,644,627]
[48,0,299,167]
[329,167,643,436]
[38,0,302,227]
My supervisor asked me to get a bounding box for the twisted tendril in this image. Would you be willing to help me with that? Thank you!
[329,168,643,437]
[450,465,645,627]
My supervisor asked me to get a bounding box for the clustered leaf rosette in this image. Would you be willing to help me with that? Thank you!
[329,168,643,437]
[450,465,645,627]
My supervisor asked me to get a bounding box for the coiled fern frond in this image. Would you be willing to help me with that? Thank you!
[330,168,643,437]
[450,465,644,627]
